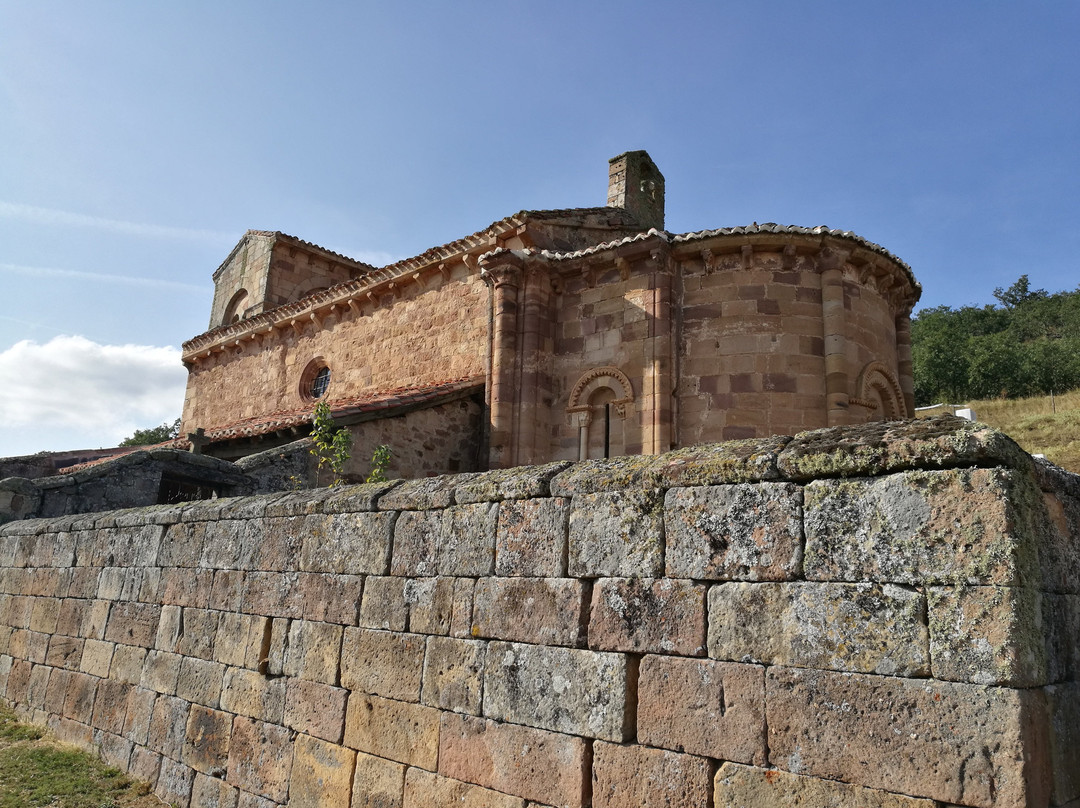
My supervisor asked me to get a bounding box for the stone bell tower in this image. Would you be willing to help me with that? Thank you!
[607,150,665,231]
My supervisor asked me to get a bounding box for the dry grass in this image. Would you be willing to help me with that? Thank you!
[918,388,1080,473]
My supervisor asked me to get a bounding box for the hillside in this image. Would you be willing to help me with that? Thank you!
[917,388,1080,473]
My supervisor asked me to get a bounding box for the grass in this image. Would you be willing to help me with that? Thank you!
[0,705,161,808]
[917,388,1080,473]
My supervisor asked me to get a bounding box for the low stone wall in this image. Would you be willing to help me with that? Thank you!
[0,417,1076,808]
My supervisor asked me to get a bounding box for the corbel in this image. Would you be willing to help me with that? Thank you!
[290,319,304,336]
[741,244,753,270]
[700,248,718,275]
[366,291,378,306]
[309,311,322,329]
[347,298,363,316]
[782,244,797,270]
[438,262,451,282]
[461,254,477,271]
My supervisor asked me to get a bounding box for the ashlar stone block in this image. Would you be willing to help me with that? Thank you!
[404,769,524,808]
[438,713,587,808]
[482,641,631,741]
[495,497,569,577]
[568,490,664,577]
[422,636,486,715]
[592,741,712,808]
[803,468,1040,586]
[664,483,803,580]
[341,628,425,702]
[708,581,930,677]
[637,655,766,765]
[289,734,356,808]
[714,762,936,807]
[344,693,440,770]
[472,578,585,647]
[589,578,705,655]
[352,750,406,808]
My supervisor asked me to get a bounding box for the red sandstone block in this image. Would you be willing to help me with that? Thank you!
[438,713,587,808]
[344,693,440,770]
[637,655,766,765]
[589,578,705,655]
[226,716,294,803]
[592,741,712,808]
[284,678,348,743]
[472,578,585,647]
[341,628,425,701]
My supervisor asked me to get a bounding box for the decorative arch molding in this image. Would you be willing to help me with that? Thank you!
[852,361,906,420]
[566,366,635,424]
[566,367,635,461]
[289,279,330,304]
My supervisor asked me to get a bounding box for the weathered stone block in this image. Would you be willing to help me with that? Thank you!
[592,741,712,808]
[226,716,294,803]
[358,576,408,631]
[97,731,132,771]
[177,607,218,660]
[182,704,232,777]
[405,768,524,808]
[1047,682,1080,806]
[300,511,395,574]
[201,519,259,570]
[804,469,1039,586]
[191,772,240,808]
[104,601,160,647]
[45,635,83,671]
[438,713,587,808]
[62,671,97,724]
[81,599,111,641]
[300,572,363,625]
[28,597,60,633]
[155,604,182,652]
[176,656,225,707]
[928,585,1048,686]
[590,578,705,655]
[254,515,307,572]
[90,678,129,735]
[289,734,356,808]
[242,570,305,618]
[341,628,424,701]
[708,582,930,676]
[154,756,194,808]
[455,462,570,504]
[766,666,1049,807]
[122,686,157,745]
[352,749,405,808]
[637,655,765,765]
[391,510,444,576]
[664,483,803,580]
[422,636,485,715]
[209,568,246,611]
[714,762,937,807]
[109,643,146,684]
[568,490,664,577]
[161,567,214,608]
[483,641,631,741]
[159,521,206,568]
[284,678,348,743]
[405,576,454,635]
[495,497,569,577]
[450,577,476,639]
[213,612,258,668]
[343,693,440,770]
[220,666,286,724]
[146,694,189,760]
[283,620,342,685]
[472,578,585,647]
[129,746,162,790]
[140,649,181,695]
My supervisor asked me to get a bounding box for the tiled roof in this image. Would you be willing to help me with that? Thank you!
[179,375,485,446]
[56,376,486,474]
[480,223,918,294]
[187,208,640,354]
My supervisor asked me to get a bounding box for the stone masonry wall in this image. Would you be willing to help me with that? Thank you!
[0,417,1076,808]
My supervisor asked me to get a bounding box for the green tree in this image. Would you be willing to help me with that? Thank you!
[118,418,181,446]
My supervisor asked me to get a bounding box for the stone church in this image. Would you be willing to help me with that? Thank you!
[179,151,921,479]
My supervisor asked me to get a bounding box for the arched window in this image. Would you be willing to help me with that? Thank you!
[566,367,634,460]
[222,289,250,326]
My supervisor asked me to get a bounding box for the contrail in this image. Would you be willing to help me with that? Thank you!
[0,262,206,292]
[0,201,236,244]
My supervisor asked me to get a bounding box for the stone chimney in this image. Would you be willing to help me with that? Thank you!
[607,150,665,230]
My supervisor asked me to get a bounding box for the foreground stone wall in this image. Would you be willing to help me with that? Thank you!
[0,418,1076,808]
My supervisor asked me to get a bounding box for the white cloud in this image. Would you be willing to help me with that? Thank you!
[0,336,187,455]
[0,201,236,244]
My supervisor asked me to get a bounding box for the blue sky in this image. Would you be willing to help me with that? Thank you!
[1,1,1078,456]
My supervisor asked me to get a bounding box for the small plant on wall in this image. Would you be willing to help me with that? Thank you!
[367,444,392,483]
[309,401,352,487]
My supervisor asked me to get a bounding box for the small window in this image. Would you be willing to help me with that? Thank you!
[300,358,332,402]
[311,366,331,399]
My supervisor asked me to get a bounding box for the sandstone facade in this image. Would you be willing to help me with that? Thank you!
[179,152,921,475]
[0,417,1076,807]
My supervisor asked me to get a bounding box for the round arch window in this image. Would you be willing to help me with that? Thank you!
[300,359,332,401]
